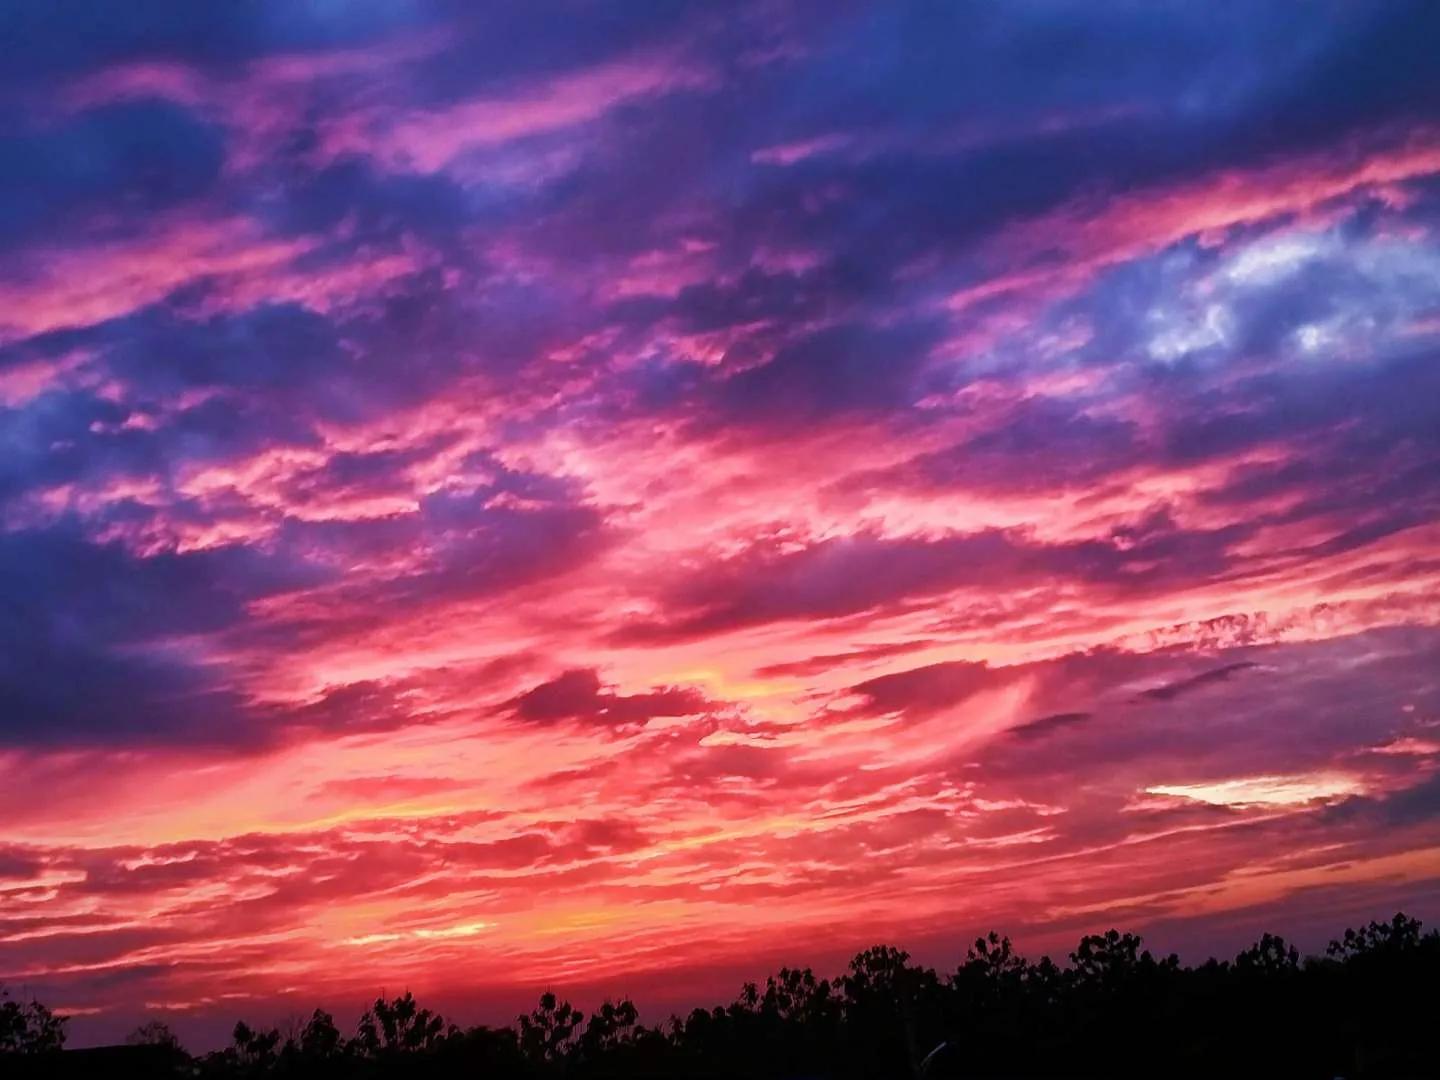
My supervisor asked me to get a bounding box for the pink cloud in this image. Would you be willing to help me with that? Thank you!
[319,52,716,175]
[0,216,315,343]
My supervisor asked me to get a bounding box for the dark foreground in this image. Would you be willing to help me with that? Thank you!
[4,912,1437,1078]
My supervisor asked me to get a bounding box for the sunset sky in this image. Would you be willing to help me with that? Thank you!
[2,0,1439,1047]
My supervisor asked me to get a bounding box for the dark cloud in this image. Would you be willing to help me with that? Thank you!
[0,524,315,747]
[0,102,224,248]
[0,2,429,90]
[1138,662,1259,702]
[510,668,710,727]
[620,517,1257,643]
[753,639,938,679]
[1012,711,1094,740]
[616,533,1023,641]
[352,497,610,611]
[855,400,1142,497]
[105,302,347,396]
[512,668,605,723]
[0,847,45,880]
[848,660,1002,719]
[973,627,1440,789]
[709,319,948,426]
[1335,770,1440,828]
[256,159,472,242]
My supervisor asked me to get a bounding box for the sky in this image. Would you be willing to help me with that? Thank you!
[2,0,1440,1048]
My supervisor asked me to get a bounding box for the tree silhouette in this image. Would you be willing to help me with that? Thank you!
[575,997,638,1059]
[518,990,585,1066]
[8,910,1438,1078]
[1327,911,1424,959]
[229,1020,283,1071]
[356,991,451,1057]
[0,986,66,1055]
[1234,931,1300,974]
[295,1008,345,1061]
[842,946,942,1078]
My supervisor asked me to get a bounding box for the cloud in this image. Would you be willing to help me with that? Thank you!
[510,669,711,727]
[1011,711,1094,740]
[0,523,310,748]
[753,639,939,679]
[329,52,716,176]
[618,515,1266,643]
[1138,661,1260,702]
[0,101,224,248]
[848,661,1006,720]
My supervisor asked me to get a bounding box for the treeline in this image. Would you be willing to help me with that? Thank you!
[4,912,1437,1077]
